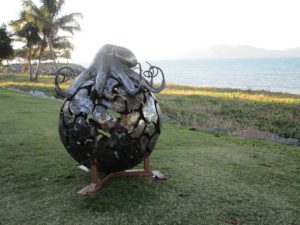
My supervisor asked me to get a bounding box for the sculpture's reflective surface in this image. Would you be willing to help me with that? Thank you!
[55,44,165,172]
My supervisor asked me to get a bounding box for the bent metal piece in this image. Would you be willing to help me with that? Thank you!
[55,44,166,193]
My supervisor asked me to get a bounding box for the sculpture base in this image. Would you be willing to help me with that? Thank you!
[78,157,165,195]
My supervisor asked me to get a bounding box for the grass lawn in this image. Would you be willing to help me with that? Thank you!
[0,88,299,225]
[157,85,300,139]
[1,73,300,139]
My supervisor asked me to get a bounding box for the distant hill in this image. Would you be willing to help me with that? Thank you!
[181,45,300,59]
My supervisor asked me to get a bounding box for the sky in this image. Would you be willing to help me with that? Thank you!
[1,0,300,62]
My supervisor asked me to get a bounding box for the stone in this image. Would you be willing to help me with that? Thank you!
[232,128,300,147]
[30,90,47,97]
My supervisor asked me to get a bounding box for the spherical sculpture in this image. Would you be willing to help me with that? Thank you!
[55,45,165,173]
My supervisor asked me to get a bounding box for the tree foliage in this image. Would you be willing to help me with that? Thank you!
[11,17,42,79]
[23,0,82,79]
[0,25,14,64]
[10,0,82,80]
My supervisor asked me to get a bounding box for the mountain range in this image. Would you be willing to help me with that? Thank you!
[181,45,300,59]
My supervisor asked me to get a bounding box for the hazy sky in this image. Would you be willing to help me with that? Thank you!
[1,0,300,62]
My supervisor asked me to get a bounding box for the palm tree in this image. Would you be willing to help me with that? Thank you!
[11,11,37,75]
[11,16,42,80]
[23,0,82,80]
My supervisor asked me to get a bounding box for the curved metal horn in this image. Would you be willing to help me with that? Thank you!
[55,67,76,98]
[142,78,165,93]
[126,65,166,93]
[55,67,91,98]
[142,65,166,93]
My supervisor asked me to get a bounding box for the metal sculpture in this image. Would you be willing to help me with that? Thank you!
[55,44,165,98]
[55,45,165,192]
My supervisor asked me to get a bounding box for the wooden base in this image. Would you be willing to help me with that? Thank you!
[78,157,165,195]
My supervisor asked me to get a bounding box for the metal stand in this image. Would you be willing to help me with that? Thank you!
[78,157,165,195]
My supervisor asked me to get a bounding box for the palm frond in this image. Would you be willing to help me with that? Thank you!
[9,18,24,30]
[23,0,40,18]
[56,0,65,14]
[40,0,57,15]
[23,0,46,32]
[58,25,81,35]
[55,12,83,26]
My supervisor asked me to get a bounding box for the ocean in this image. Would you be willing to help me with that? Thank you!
[143,58,300,94]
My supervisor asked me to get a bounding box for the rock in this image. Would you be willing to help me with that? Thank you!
[160,113,170,121]
[2,64,85,75]
[233,129,300,147]
[161,113,180,125]
[30,90,47,97]
[201,127,229,133]
[232,129,273,139]
[272,135,300,147]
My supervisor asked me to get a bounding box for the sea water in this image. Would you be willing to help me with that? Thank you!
[144,58,300,94]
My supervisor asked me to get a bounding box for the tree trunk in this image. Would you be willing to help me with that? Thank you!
[34,38,47,81]
[28,45,32,81]
[33,46,43,81]
[23,48,29,73]
[48,35,58,71]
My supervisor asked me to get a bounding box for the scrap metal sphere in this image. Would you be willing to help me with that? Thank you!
[58,77,163,173]
[56,45,165,173]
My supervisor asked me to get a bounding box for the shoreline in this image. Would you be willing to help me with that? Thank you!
[165,83,300,96]
[164,83,300,97]
[2,62,300,95]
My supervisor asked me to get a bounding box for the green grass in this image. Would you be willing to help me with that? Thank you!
[158,90,300,139]
[0,88,299,225]
[0,73,67,97]
[160,84,300,139]
[1,73,300,139]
